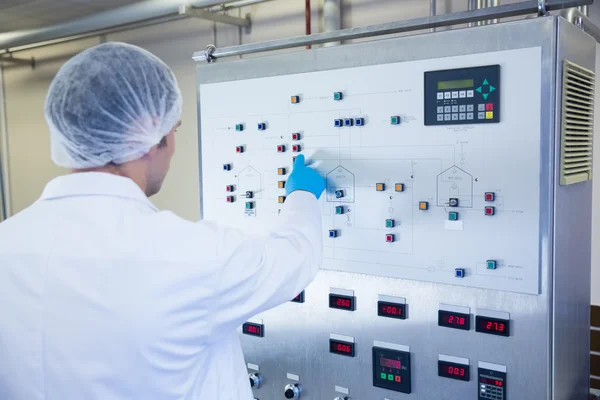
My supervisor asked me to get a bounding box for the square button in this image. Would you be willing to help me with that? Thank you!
[486,103,494,111]
[278,181,285,189]
[437,114,444,122]
[333,92,343,101]
[478,112,485,120]
[478,104,486,111]
[391,116,401,125]
[395,183,405,192]
[292,133,300,141]
[467,90,474,98]
[444,106,451,113]
[381,372,387,380]
[245,202,253,209]
[291,96,300,104]
[467,113,474,120]
[344,118,354,126]
[459,105,466,112]
[459,90,466,98]
[235,123,244,131]
[278,167,286,175]
[437,106,444,114]
[467,104,474,112]
[329,230,338,238]
[455,268,465,278]
[485,192,495,201]
[395,376,401,383]
[335,206,344,214]
[437,92,444,100]
[452,114,459,121]
[376,183,385,191]
[226,185,234,192]
[278,196,286,204]
[419,201,429,210]
[485,206,495,216]
[444,92,451,99]
[334,119,343,127]
[258,122,267,130]
[388,374,394,381]
[386,234,395,243]
[452,91,459,99]
[292,145,301,152]
[223,164,231,171]
[459,113,466,120]
[226,196,234,203]
[486,111,493,119]
[452,105,459,113]
[385,219,395,228]
[277,145,285,152]
[236,146,244,153]
[449,211,459,221]
[444,114,451,121]
[355,117,365,126]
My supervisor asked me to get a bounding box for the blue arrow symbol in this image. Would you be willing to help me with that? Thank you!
[483,79,489,85]
[482,93,489,100]
[489,85,496,92]
[476,87,483,93]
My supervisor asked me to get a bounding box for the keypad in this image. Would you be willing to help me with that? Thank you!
[480,384,504,399]
[434,96,493,124]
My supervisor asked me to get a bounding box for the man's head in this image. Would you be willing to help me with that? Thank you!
[44,42,182,196]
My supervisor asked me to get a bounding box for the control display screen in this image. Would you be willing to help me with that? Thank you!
[438,360,470,381]
[476,315,509,336]
[242,322,264,337]
[329,294,356,311]
[437,79,474,90]
[438,310,470,330]
[373,346,411,394]
[329,339,355,357]
[378,301,406,320]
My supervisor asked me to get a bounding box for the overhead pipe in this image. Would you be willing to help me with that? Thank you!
[430,0,436,32]
[323,0,342,47]
[305,0,312,49]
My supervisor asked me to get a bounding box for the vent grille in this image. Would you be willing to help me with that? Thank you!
[560,60,595,186]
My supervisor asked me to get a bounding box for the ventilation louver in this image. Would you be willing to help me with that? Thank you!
[560,60,595,186]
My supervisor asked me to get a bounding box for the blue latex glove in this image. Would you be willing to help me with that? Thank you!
[285,154,325,199]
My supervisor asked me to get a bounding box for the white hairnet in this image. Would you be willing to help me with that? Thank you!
[44,42,182,169]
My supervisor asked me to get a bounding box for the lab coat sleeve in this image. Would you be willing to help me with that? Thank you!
[208,190,322,337]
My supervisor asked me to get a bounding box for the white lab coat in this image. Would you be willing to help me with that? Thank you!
[0,172,322,400]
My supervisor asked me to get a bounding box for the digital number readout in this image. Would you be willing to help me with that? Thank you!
[329,294,356,311]
[476,315,509,337]
[242,322,264,337]
[329,339,355,357]
[378,301,407,320]
[438,360,470,382]
[438,310,470,330]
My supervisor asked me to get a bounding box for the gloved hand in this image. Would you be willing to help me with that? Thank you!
[285,154,325,200]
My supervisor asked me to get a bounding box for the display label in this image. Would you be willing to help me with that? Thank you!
[475,315,509,336]
[329,294,356,311]
[378,301,407,320]
[242,322,264,337]
[438,310,470,330]
[438,360,470,381]
[291,291,305,303]
[329,339,355,357]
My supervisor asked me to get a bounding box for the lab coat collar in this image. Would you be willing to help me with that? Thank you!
[39,172,159,212]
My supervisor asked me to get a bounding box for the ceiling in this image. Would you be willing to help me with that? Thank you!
[0,0,147,33]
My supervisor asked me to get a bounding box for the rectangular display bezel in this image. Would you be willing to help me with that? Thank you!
[329,339,355,357]
[438,309,471,330]
[329,293,356,311]
[242,322,264,337]
[377,300,407,320]
[438,360,470,382]
[475,315,510,337]
[291,291,305,303]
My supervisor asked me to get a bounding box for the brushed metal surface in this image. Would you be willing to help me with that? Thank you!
[195,17,593,400]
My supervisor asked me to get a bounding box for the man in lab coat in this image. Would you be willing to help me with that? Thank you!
[0,42,325,400]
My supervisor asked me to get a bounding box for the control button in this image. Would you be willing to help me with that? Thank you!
[278,196,286,204]
[385,219,395,228]
[355,117,365,126]
[485,192,495,201]
[459,105,466,112]
[437,92,444,100]
[334,119,343,127]
[226,196,235,203]
[278,168,286,175]
[223,164,232,171]
[485,206,495,216]
[335,206,344,214]
[444,92,451,99]
[486,103,494,111]
[459,90,466,98]
[291,95,300,104]
[278,181,286,189]
[376,183,385,191]
[452,114,459,121]
[437,115,444,122]
[478,112,485,120]
[395,376,402,382]
[455,268,465,278]
[444,114,451,121]
[478,104,485,111]
[292,156,297,163]
[467,90,474,98]
[467,104,474,112]
[245,202,254,209]
[225,185,234,192]
[395,183,405,192]
[452,91,459,99]
[292,145,301,152]
[386,234,395,243]
[329,230,339,238]
[449,211,459,221]
[236,146,244,153]
[391,115,402,125]
[277,145,286,153]
[249,373,263,389]
[452,105,459,113]
[344,118,354,126]
[444,106,451,113]
[334,92,343,101]
[292,133,301,141]
[419,201,429,210]
[235,123,244,131]
[284,384,301,399]
[449,198,459,207]
[246,191,253,199]
[335,190,344,198]
[486,111,493,119]
[467,113,474,120]
[459,113,466,120]
[437,107,443,114]
[486,260,497,270]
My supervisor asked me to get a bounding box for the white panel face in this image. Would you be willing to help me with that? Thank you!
[200,47,542,294]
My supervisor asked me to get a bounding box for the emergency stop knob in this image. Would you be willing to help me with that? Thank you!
[249,373,262,389]
[284,383,301,399]
[334,397,348,400]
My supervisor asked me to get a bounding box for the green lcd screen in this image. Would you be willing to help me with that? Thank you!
[437,79,474,90]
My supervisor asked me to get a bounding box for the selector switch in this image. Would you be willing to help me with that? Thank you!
[284,384,301,399]
[249,373,262,389]
[449,198,459,207]
[335,190,344,198]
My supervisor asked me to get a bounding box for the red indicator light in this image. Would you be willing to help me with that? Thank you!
[485,206,495,216]
[485,192,495,202]
[395,376,401,383]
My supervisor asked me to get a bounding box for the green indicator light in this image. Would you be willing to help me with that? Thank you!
[449,212,459,221]
[385,219,395,228]
[245,202,253,209]
[388,374,394,381]
[487,260,497,270]
[235,124,244,131]
[334,92,343,101]
[381,373,387,379]
[391,116,401,125]
[335,206,344,215]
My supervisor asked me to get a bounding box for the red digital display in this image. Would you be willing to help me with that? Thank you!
[380,357,402,369]
[475,315,510,337]
[242,322,264,337]
[438,360,470,381]
[329,294,356,311]
[438,310,470,330]
[480,377,504,386]
[329,339,355,357]
[377,301,407,320]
